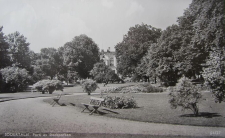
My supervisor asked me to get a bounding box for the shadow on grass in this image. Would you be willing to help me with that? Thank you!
[82,110,108,115]
[70,103,76,106]
[180,112,221,118]
[0,97,13,99]
[58,103,67,106]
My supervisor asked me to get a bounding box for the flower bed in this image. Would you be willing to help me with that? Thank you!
[102,96,137,109]
[101,83,163,93]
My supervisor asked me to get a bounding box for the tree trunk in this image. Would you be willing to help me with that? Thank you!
[191,103,199,116]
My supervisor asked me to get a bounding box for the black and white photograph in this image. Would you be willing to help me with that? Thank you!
[0,0,224,138]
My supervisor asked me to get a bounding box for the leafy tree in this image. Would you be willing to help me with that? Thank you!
[0,66,31,92]
[56,46,78,84]
[90,62,120,83]
[140,25,185,85]
[6,32,31,70]
[63,34,100,78]
[0,26,11,68]
[90,62,110,82]
[31,65,46,83]
[115,23,161,76]
[33,48,63,80]
[169,77,202,116]
[189,0,224,103]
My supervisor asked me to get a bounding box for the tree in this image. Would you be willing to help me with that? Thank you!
[90,62,120,83]
[0,66,31,93]
[189,0,224,103]
[63,34,100,78]
[33,48,63,80]
[90,62,110,83]
[6,32,31,70]
[0,26,11,68]
[141,25,186,85]
[115,23,161,76]
[168,77,202,116]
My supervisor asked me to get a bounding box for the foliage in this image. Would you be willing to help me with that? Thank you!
[115,23,161,76]
[33,79,63,94]
[102,96,137,109]
[196,0,224,103]
[63,34,100,78]
[0,66,31,92]
[81,79,99,95]
[30,65,46,83]
[0,26,11,68]
[168,77,202,116]
[139,83,163,93]
[90,62,121,83]
[203,52,225,103]
[6,31,31,70]
[101,83,163,93]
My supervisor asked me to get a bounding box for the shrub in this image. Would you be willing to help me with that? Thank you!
[0,66,31,93]
[33,79,63,94]
[101,83,163,93]
[102,96,137,109]
[168,77,202,116]
[139,83,163,93]
[81,79,99,95]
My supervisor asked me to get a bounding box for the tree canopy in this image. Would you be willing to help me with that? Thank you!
[63,34,100,78]
[0,27,10,68]
[115,23,161,76]
[6,31,31,70]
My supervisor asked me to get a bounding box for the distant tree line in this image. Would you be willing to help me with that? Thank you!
[0,30,102,92]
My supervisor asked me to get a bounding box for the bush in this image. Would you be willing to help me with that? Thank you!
[33,79,63,94]
[168,77,202,116]
[0,66,31,93]
[81,79,99,95]
[102,96,137,109]
[139,83,163,93]
[101,83,163,93]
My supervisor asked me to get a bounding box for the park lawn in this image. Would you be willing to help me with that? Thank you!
[43,91,225,127]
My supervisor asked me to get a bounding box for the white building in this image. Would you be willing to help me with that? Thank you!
[100,49,117,74]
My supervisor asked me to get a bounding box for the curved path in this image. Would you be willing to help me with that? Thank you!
[0,97,224,138]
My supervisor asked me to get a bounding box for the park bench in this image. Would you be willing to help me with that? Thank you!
[51,93,63,107]
[81,97,105,115]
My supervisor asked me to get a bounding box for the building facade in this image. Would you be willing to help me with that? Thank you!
[100,49,117,74]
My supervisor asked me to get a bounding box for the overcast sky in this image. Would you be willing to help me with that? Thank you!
[0,0,192,53]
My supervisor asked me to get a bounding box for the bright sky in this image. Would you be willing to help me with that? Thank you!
[0,0,192,53]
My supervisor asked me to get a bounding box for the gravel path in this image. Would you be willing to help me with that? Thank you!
[0,97,224,138]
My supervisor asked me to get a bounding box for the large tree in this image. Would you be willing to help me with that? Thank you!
[90,61,120,83]
[195,0,225,103]
[6,32,31,70]
[0,26,10,68]
[37,48,61,79]
[63,34,100,78]
[115,23,161,76]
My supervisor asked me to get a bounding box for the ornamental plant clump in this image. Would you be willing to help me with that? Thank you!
[102,96,137,109]
[0,66,31,92]
[33,79,63,94]
[81,79,99,95]
[168,77,202,116]
[101,83,163,93]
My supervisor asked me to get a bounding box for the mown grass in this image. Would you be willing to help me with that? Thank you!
[44,87,225,127]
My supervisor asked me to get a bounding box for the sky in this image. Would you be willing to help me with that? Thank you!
[0,0,192,53]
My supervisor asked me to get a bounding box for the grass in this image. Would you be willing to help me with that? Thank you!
[43,84,225,127]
